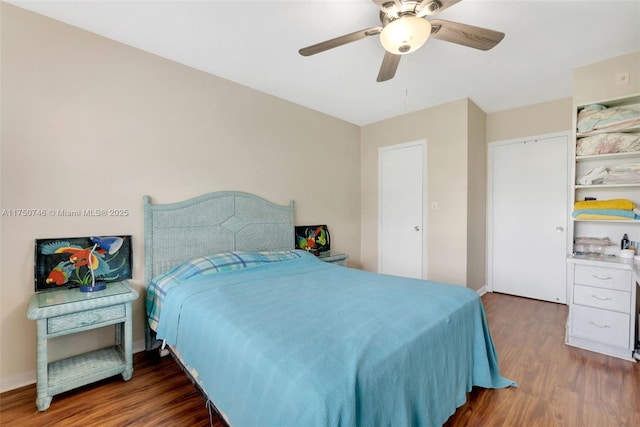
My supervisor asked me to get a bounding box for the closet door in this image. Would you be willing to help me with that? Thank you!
[489,133,570,303]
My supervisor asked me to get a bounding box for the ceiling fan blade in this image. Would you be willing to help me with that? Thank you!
[377,51,401,82]
[417,0,463,17]
[429,19,505,50]
[299,27,382,56]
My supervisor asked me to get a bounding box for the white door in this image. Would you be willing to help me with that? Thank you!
[489,134,569,303]
[378,141,425,279]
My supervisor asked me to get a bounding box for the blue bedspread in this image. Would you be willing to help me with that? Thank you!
[155,252,514,426]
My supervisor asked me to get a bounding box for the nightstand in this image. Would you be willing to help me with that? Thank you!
[318,251,349,267]
[27,281,138,411]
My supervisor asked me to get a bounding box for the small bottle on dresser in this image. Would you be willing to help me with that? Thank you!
[619,234,635,259]
[621,233,630,250]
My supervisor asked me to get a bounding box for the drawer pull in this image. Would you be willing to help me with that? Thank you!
[590,294,612,301]
[591,274,612,280]
[589,321,610,329]
[78,313,101,326]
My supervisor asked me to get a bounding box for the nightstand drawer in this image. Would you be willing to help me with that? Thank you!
[573,265,631,292]
[48,305,125,334]
[573,284,631,313]
[571,305,630,348]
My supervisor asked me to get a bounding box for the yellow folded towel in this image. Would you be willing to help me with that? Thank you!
[574,198,635,211]
[574,214,634,221]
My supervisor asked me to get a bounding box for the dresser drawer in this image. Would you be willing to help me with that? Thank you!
[573,265,632,292]
[48,304,125,334]
[573,284,631,313]
[571,305,630,348]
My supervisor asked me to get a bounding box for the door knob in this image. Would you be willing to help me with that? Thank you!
[414,226,420,231]
[556,226,564,233]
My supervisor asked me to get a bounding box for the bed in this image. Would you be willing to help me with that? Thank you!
[144,191,515,426]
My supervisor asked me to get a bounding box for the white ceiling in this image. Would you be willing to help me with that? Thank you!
[7,0,640,125]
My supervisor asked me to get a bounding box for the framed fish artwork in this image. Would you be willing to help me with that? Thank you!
[34,235,132,292]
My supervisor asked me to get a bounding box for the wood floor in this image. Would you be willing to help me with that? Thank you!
[1,292,639,426]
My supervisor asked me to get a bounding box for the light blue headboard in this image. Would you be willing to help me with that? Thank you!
[143,191,294,286]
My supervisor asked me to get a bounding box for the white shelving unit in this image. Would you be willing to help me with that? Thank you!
[565,93,640,361]
[569,94,640,244]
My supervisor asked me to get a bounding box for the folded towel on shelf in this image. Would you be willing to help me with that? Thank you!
[578,164,640,185]
[603,163,640,184]
[573,237,611,246]
[572,209,637,219]
[577,166,608,185]
[574,199,635,211]
[573,213,638,221]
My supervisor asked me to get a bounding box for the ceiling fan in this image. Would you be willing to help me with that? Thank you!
[299,0,505,82]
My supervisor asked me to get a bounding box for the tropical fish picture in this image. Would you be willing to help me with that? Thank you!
[294,225,331,255]
[34,235,132,291]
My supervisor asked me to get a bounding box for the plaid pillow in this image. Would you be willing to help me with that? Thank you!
[147,250,303,331]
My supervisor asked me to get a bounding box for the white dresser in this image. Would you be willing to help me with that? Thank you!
[566,257,639,361]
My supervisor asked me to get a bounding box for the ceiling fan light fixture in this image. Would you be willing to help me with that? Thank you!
[380,16,432,55]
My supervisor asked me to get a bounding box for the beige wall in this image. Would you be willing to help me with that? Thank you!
[0,4,361,391]
[360,95,575,290]
[466,101,487,290]
[360,99,470,285]
[573,51,640,105]
[486,97,573,143]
